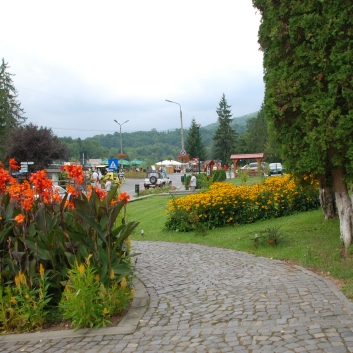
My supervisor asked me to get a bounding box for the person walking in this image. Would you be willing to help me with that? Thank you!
[105,177,112,191]
[119,169,125,183]
[92,170,99,186]
[189,173,197,192]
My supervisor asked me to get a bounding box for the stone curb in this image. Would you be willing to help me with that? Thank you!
[129,190,194,202]
[0,276,149,342]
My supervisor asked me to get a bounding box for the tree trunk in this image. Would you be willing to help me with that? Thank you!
[331,166,353,249]
[318,174,337,219]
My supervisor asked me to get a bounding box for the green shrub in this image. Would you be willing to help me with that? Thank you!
[184,173,211,190]
[212,170,226,182]
[0,265,51,331]
[59,256,132,330]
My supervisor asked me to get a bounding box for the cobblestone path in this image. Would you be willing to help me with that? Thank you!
[3,241,353,352]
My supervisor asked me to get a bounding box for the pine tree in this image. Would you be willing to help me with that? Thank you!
[185,118,207,161]
[212,93,238,166]
[0,59,26,158]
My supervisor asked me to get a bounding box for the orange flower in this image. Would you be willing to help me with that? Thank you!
[118,192,130,205]
[30,170,53,194]
[94,186,107,200]
[64,165,84,185]
[14,214,25,224]
[9,158,20,171]
[0,164,16,193]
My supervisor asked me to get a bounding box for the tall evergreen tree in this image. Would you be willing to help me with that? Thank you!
[212,93,238,166]
[253,0,352,247]
[185,118,207,161]
[0,59,26,159]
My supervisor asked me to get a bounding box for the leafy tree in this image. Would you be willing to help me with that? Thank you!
[185,118,207,161]
[0,59,26,159]
[253,0,353,247]
[212,93,238,166]
[6,123,67,170]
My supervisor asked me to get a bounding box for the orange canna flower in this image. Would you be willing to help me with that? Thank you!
[118,192,130,205]
[64,165,84,185]
[14,214,25,224]
[9,158,20,171]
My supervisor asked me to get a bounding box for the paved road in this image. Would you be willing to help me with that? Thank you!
[3,241,353,352]
[120,173,186,199]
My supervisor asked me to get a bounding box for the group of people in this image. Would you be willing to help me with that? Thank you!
[90,169,125,191]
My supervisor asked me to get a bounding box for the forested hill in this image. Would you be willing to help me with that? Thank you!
[202,111,258,133]
[60,111,258,164]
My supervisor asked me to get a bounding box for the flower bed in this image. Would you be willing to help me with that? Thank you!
[0,159,137,332]
[165,174,320,231]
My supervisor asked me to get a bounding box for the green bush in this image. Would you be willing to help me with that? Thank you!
[212,170,226,182]
[184,173,211,190]
[59,257,132,330]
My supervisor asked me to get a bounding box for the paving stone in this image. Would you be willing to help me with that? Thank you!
[4,241,353,352]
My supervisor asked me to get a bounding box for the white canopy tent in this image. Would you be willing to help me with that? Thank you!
[156,160,182,166]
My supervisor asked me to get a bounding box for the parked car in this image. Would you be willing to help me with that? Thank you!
[143,171,172,189]
[241,162,266,175]
[269,163,283,175]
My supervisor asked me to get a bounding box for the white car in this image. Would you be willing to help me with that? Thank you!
[143,172,172,189]
[269,163,283,175]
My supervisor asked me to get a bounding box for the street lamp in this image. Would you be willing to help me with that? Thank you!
[196,123,201,174]
[114,119,129,155]
[165,100,184,151]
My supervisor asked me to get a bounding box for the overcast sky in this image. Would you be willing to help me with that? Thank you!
[1,1,264,139]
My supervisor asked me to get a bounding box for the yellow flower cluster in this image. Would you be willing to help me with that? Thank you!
[166,174,319,231]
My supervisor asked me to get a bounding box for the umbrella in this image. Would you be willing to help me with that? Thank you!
[119,159,131,167]
[130,159,145,166]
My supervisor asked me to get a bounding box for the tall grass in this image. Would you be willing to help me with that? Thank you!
[126,196,353,300]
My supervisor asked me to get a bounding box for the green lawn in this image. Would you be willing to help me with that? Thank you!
[126,195,353,300]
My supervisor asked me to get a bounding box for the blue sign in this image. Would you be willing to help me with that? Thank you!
[108,159,119,171]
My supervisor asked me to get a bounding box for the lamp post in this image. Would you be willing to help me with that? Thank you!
[114,119,129,155]
[196,123,201,174]
[165,100,184,151]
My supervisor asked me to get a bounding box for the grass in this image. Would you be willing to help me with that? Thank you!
[126,195,353,300]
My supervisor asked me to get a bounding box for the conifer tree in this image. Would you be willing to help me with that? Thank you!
[253,0,352,247]
[212,93,238,166]
[185,118,207,161]
[0,59,26,158]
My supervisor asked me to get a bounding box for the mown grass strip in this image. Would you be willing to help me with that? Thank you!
[127,195,353,299]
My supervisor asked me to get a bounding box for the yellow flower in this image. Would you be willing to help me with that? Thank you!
[103,307,110,315]
[95,274,100,281]
[15,272,26,288]
[120,277,127,288]
[78,264,85,277]
[110,269,115,280]
[130,289,135,298]
[125,236,131,247]
[10,296,16,304]
[39,263,45,280]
